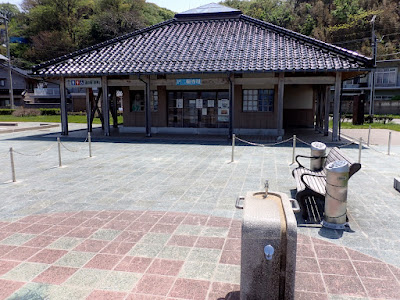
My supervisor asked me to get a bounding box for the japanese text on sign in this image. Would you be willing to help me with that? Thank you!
[176,78,201,86]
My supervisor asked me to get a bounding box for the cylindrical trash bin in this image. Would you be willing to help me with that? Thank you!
[323,160,349,228]
[310,142,326,171]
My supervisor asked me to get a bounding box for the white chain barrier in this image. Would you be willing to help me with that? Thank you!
[234,136,294,147]
[12,143,56,157]
[60,137,88,153]
[3,134,93,182]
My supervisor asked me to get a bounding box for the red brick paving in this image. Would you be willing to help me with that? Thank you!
[134,274,175,296]
[33,266,77,284]
[0,260,20,276]
[86,290,127,300]
[125,222,154,232]
[84,253,123,270]
[73,239,109,252]
[100,241,135,255]
[115,256,153,273]
[323,274,367,297]
[23,235,57,248]
[167,235,197,247]
[0,279,25,299]
[28,249,67,264]
[195,237,225,249]
[168,278,210,300]
[146,258,184,276]
[2,246,40,261]
[0,210,399,300]
[220,250,241,265]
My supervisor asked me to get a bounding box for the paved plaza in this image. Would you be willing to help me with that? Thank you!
[0,124,399,299]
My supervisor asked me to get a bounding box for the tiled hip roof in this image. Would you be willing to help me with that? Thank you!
[32,16,372,76]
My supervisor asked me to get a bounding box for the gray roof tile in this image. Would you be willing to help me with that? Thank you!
[32,13,372,76]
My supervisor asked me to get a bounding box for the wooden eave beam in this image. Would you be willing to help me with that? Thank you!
[108,76,337,87]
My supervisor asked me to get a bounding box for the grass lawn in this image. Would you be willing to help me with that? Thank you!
[0,115,123,124]
[331,121,400,132]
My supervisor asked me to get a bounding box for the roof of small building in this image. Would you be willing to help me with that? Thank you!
[32,3,372,77]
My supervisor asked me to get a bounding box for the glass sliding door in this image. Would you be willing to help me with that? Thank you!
[168,90,229,128]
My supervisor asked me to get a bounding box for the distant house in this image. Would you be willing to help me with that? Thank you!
[31,3,373,140]
[341,59,400,114]
[0,55,36,108]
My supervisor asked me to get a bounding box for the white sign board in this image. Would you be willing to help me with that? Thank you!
[65,78,102,88]
[176,99,184,108]
[196,99,203,109]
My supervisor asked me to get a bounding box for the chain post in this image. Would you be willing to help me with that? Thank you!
[388,131,392,155]
[367,125,371,146]
[88,132,92,158]
[292,135,296,164]
[231,134,235,163]
[358,137,362,163]
[10,147,16,182]
[57,137,62,167]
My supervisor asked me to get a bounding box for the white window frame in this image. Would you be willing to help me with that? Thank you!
[243,89,274,112]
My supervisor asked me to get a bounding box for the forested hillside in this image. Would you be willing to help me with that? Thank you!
[0,0,399,68]
[0,0,174,68]
[223,0,400,60]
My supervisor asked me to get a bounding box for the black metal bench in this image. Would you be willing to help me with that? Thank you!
[292,147,361,220]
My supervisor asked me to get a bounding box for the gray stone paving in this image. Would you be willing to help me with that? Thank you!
[1,124,400,270]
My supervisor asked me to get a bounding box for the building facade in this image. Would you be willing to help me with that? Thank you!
[341,59,400,114]
[32,3,372,140]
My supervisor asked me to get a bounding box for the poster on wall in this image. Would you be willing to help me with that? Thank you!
[218,99,229,109]
[189,100,196,107]
[207,100,215,108]
[176,99,183,108]
[202,108,207,116]
[218,108,229,122]
[196,99,203,109]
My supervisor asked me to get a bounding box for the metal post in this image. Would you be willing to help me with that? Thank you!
[88,132,92,158]
[367,125,371,146]
[388,132,392,156]
[358,137,362,163]
[292,135,296,164]
[57,137,62,167]
[231,134,235,163]
[9,147,15,182]
[3,16,14,109]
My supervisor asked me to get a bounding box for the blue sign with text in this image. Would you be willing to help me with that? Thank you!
[176,78,201,86]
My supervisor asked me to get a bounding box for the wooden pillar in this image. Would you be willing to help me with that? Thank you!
[101,76,110,136]
[332,72,342,141]
[277,73,285,138]
[86,88,92,132]
[60,78,68,135]
[229,74,234,138]
[324,86,330,136]
[112,89,118,128]
[144,76,151,137]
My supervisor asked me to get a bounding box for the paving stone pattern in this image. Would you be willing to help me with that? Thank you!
[0,126,400,299]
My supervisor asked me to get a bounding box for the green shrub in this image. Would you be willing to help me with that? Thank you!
[0,109,15,115]
[39,108,60,115]
[391,95,400,100]
[12,108,41,117]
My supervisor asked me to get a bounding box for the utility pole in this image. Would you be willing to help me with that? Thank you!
[369,15,377,117]
[0,13,14,109]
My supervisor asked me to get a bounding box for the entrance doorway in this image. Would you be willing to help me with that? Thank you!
[167,90,229,128]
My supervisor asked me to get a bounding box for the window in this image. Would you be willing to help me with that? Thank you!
[130,90,145,112]
[151,90,158,112]
[243,89,274,112]
[375,68,397,87]
[0,78,5,87]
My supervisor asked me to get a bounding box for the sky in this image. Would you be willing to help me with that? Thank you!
[1,0,217,12]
